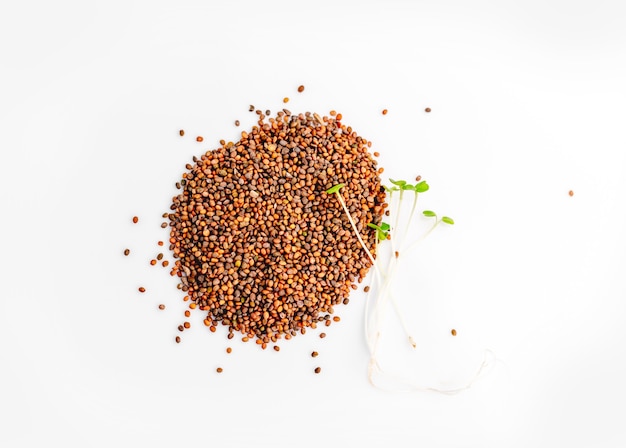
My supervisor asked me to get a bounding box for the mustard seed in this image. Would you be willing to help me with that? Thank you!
[235,120,240,126]
[364,286,370,293]
[382,109,388,115]
[273,345,280,352]
[226,347,232,353]
[319,333,326,339]
[283,97,289,103]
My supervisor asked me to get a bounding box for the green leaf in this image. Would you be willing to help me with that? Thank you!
[389,178,406,187]
[380,222,390,231]
[414,181,429,193]
[442,216,454,225]
[325,183,345,194]
[422,210,436,217]
[377,230,387,242]
[401,184,415,191]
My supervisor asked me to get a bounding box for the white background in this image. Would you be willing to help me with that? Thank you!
[2,0,626,446]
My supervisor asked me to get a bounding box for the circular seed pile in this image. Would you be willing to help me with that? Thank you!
[168,110,386,345]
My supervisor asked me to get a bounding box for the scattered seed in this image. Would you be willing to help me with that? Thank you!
[373,152,380,157]
[273,345,280,352]
[425,107,431,113]
[132,216,138,224]
[249,105,255,112]
[283,97,289,103]
[216,367,223,373]
[415,175,422,182]
[184,310,190,317]
[175,336,181,343]
[382,109,388,115]
[159,304,165,310]
[138,287,146,293]
[297,85,305,93]
[178,325,184,332]
[314,367,321,374]
[124,249,130,256]
[569,190,574,197]
[162,260,169,267]
[364,286,370,293]
[235,120,240,126]
[161,222,167,228]
[319,333,326,339]
[311,351,319,358]
[451,329,457,336]
[179,129,185,137]
[196,136,203,142]
[336,113,342,121]
[226,347,232,353]
[158,241,164,246]
[183,322,190,329]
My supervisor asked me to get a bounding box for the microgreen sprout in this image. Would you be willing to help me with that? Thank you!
[330,176,489,392]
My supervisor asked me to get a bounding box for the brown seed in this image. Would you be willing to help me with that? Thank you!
[336,113,342,121]
[178,325,184,332]
[283,97,289,103]
[158,241,164,246]
[415,175,422,182]
[162,260,169,267]
[226,347,232,354]
[364,286,370,293]
[150,259,157,266]
[249,105,255,112]
[569,190,574,197]
[265,109,270,115]
[425,107,431,113]
[132,216,138,224]
[161,222,167,228]
[319,332,326,339]
[196,136,203,142]
[184,310,190,317]
[311,351,319,358]
[183,322,190,329]
[157,253,163,260]
[382,109,388,115]
[273,345,280,352]
[138,287,145,293]
[179,129,185,137]
[175,336,181,343]
[297,85,304,93]
[314,367,321,374]
[158,304,165,310]
[373,152,380,157]
[451,329,457,336]
[235,120,240,126]
[124,249,130,256]
[216,367,223,373]
[333,316,340,322]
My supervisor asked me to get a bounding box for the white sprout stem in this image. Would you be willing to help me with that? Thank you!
[400,190,419,249]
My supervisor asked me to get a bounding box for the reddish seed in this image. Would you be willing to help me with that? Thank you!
[273,345,280,352]
[319,332,326,339]
[569,190,574,197]
[175,336,181,343]
[297,85,305,93]
[183,322,190,329]
[226,347,232,354]
[196,136,203,142]
[314,367,321,374]
[132,216,138,224]
[425,107,431,113]
[178,325,184,332]
[336,113,342,121]
[138,287,145,293]
[382,109,388,115]
[162,260,169,267]
[150,259,157,266]
[158,241,164,246]
[158,304,165,310]
[333,316,340,322]
[124,249,130,256]
[184,310,190,317]
[216,367,223,373]
[311,351,319,358]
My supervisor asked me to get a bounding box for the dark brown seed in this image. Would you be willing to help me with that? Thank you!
[196,136,203,142]
[124,249,130,256]
[273,345,280,352]
[175,336,181,343]
[265,109,270,115]
[314,367,321,374]
[297,85,304,93]
[425,107,431,113]
[451,329,457,336]
[311,351,319,358]
[132,216,138,224]
[150,259,156,266]
[158,304,165,310]
[364,286,370,293]
[319,333,326,339]
[158,241,164,246]
[161,222,168,228]
[216,367,223,373]
[249,105,255,112]
[235,120,240,126]
[157,253,164,260]
[382,109,388,115]
[179,129,185,136]
[138,287,145,293]
[569,190,574,197]
[178,325,184,332]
